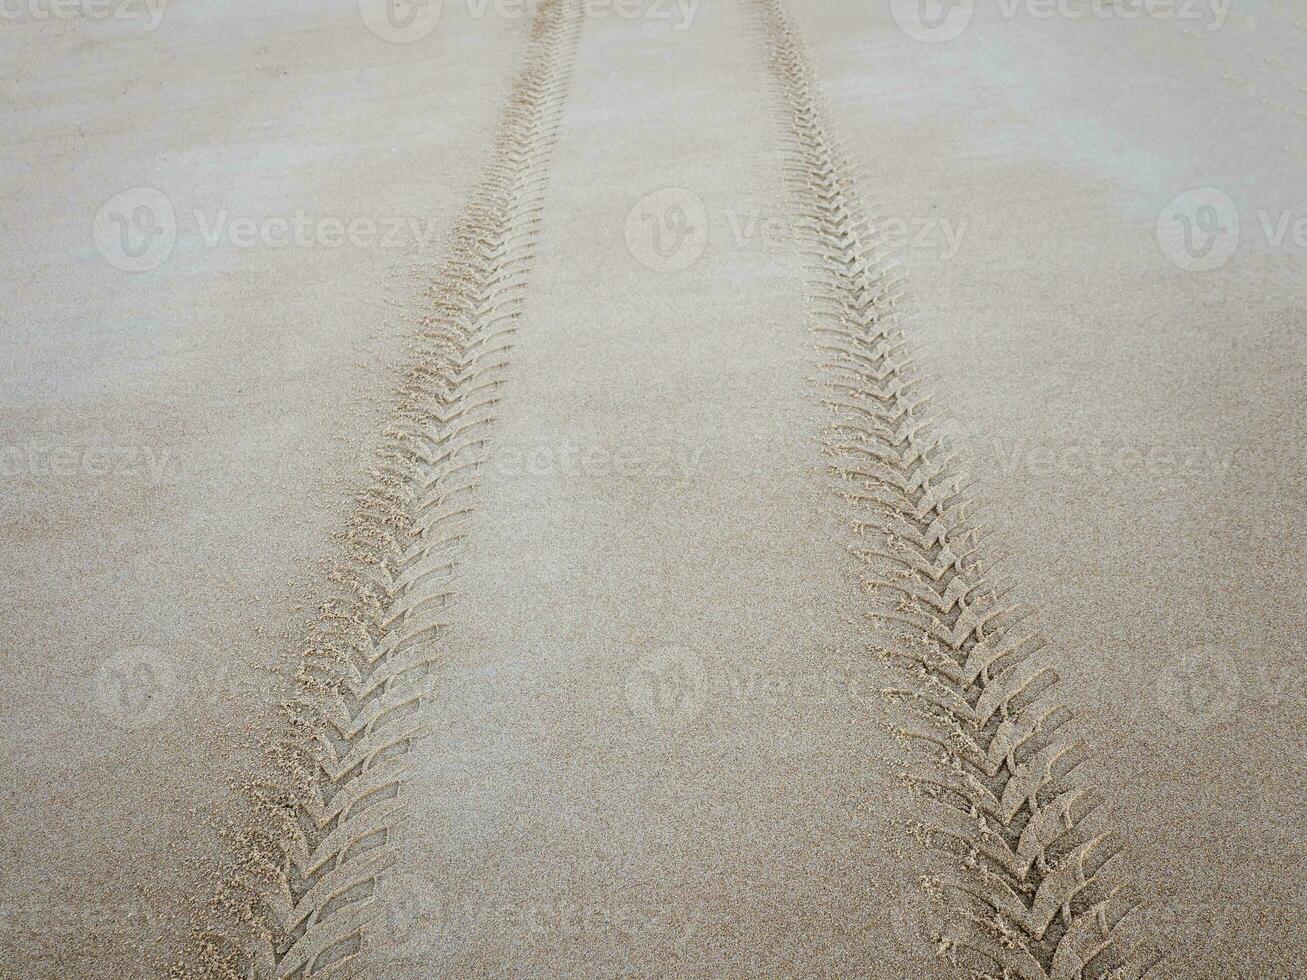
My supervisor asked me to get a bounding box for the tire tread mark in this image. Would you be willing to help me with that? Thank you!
[745,2,1160,977]
[171,4,583,976]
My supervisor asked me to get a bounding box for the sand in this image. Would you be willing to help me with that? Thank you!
[1,0,1303,977]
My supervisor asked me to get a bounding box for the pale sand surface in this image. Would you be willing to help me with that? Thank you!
[2,1,1304,978]
[791,2,1307,975]
[2,2,525,975]
[370,3,922,975]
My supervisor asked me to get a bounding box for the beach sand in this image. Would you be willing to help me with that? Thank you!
[1,0,1303,977]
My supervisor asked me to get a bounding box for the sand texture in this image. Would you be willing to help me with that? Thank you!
[1,0,1304,978]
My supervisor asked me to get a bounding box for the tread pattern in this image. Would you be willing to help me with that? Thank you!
[175,4,583,976]
[746,2,1157,977]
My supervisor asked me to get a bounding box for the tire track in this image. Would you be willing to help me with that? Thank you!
[745,2,1158,977]
[173,3,583,976]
